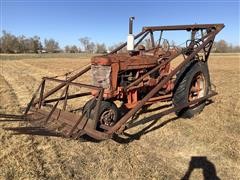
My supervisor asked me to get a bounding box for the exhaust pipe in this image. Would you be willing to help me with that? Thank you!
[127,17,135,51]
[129,16,135,34]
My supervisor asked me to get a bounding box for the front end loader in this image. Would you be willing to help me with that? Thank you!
[7,18,224,140]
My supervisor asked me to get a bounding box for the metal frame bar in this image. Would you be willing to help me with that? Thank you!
[66,90,104,139]
[109,31,146,54]
[125,91,217,131]
[38,80,45,109]
[43,92,91,104]
[108,24,224,55]
[93,89,104,124]
[63,84,69,111]
[24,80,44,115]
[43,77,101,90]
[45,86,68,123]
[126,25,221,90]
[150,30,155,48]
[33,64,91,105]
[134,31,149,48]
[143,24,224,31]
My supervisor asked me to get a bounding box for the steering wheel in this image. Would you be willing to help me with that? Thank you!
[186,39,201,49]
[161,39,170,52]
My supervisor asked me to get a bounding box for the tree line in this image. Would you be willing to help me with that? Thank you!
[0,31,108,54]
[212,40,240,53]
[0,31,239,54]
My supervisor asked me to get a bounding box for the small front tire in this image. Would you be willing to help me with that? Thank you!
[82,99,119,130]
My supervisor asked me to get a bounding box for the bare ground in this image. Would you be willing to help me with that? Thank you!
[0,54,239,179]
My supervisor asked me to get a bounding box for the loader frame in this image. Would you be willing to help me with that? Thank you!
[24,23,224,140]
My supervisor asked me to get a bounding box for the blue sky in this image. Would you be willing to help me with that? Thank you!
[1,0,239,48]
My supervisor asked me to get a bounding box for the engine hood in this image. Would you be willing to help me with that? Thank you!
[91,53,159,70]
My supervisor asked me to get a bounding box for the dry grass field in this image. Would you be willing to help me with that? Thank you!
[0,53,239,179]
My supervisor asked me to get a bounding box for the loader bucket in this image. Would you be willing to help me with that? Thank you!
[22,65,111,140]
[26,107,95,139]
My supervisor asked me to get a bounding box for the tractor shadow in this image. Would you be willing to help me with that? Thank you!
[3,126,62,137]
[112,115,179,144]
[112,99,214,144]
[181,156,220,180]
[0,114,61,137]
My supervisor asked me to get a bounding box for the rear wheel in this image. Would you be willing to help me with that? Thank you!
[173,61,210,118]
[82,99,119,130]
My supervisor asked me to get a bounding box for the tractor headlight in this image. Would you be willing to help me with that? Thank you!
[91,65,111,89]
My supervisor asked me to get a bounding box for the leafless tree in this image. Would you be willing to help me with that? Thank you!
[2,31,238,54]
[79,37,96,53]
[96,43,107,53]
[0,31,19,53]
[65,45,80,53]
[44,38,59,53]
[70,45,79,53]
[0,31,43,53]
[214,40,228,53]
[64,45,70,53]
[144,38,152,50]
[108,42,127,53]
[79,37,90,52]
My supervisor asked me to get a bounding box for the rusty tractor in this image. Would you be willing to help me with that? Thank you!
[8,17,224,140]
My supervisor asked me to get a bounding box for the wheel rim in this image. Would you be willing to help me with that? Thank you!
[188,72,206,106]
[99,109,116,127]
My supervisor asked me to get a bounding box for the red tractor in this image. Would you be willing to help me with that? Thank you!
[14,17,224,140]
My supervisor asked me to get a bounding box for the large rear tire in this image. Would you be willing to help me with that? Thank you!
[173,61,210,118]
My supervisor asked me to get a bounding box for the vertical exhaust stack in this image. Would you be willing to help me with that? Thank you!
[127,17,135,51]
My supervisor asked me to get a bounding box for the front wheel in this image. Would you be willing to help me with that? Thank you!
[82,99,119,130]
[173,61,210,118]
